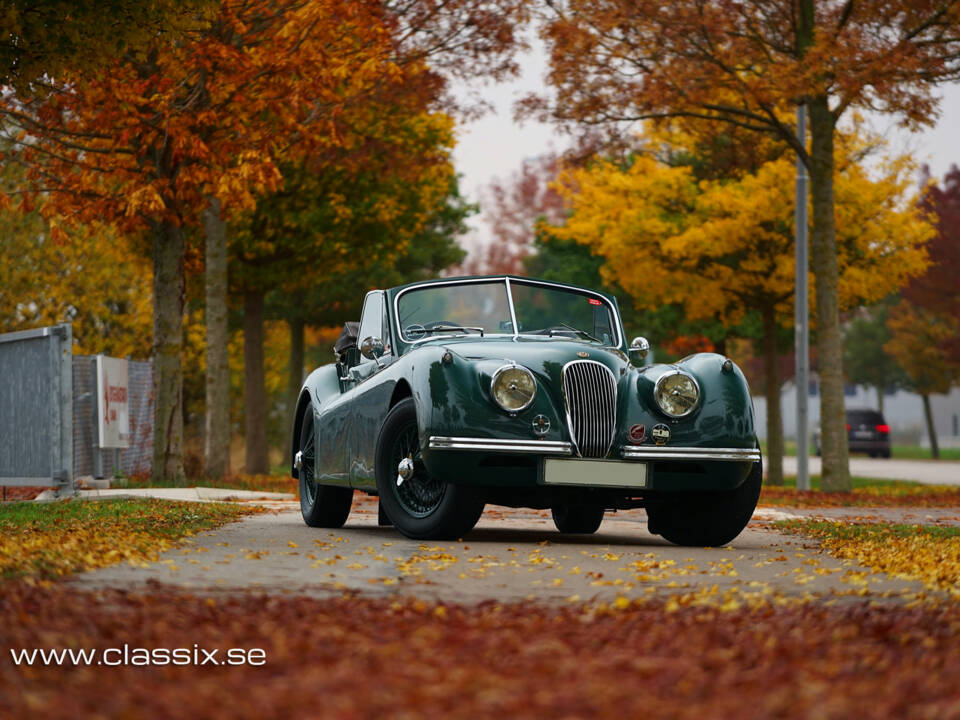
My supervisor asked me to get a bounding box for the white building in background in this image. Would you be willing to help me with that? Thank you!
[750,378,960,448]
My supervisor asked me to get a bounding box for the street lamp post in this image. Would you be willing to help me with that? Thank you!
[795,105,810,492]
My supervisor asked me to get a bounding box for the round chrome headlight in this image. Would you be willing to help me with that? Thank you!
[654,371,700,417]
[490,365,537,413]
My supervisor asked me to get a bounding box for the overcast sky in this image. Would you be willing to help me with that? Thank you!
[451,41,960,254]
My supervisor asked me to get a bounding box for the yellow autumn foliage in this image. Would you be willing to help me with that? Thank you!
[549,132,933,328]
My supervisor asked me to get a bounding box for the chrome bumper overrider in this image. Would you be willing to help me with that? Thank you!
[427,436,759,463]
[428,436,573,455]
[620,446,760,462]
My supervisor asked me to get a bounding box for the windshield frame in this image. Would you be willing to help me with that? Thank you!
[392,277,623,350]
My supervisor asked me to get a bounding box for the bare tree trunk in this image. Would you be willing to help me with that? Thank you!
[151,220,186,484]
[244,289,269,474]
[922,393,940,459]
[877,386,884,416]
[762,307,784,486]
[808,98,851,492]
[287,316,305,433]
[203,198,231,478]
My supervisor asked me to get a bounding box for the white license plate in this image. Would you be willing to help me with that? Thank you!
[853,430,873,438]
[543,458,648,488]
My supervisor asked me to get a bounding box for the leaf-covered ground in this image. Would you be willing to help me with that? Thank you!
[3,582,960,719]
[0,499,258,580]
[776,519,960,598]
[760,477,960,507]
[114,473,299,497]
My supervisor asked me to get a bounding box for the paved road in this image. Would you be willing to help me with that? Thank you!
[776,455,960,485]
[73,498,932,604]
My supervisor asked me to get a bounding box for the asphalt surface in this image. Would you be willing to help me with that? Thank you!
[778,455,960,485]
[72,497,935,605]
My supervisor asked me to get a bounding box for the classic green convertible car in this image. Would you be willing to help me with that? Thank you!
[291,276,761,545]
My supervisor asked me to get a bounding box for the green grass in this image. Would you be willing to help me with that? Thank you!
[758,441,960,461]
[0,498,255,580]
[0,497,250,538]
[769,475,931,492]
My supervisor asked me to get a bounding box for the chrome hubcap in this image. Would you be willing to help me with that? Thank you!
[396,456,414,487]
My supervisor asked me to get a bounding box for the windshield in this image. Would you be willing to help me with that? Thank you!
[397,281,512,340]
[395,279,619,345]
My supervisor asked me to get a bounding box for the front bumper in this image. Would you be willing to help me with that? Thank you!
[428,436,759,463]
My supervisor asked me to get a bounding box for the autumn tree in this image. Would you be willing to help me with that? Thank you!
[880,164,960,458]
[530,0,960,491]
[843,301,905,414]
[2,0,405,482]
[0,153,152,356]
[547,133,932,485]
[0,1,212,92]
[463,153,566,274]
[910,165,960,365]
[231,98,466,470]
[885,302,960,458]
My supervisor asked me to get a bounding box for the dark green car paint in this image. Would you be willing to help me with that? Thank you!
[292,275,757,497]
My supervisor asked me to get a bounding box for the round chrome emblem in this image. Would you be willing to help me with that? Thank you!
[628,424,646,444]
[532,414,551,437]
[577,351,589,358]
[651,423,671,446]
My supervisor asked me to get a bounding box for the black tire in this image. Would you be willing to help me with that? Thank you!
[551,504,604,534]
[881,449,891,459]
[375,398,484,540]
[646,459,762,547]
[298,406,353,528]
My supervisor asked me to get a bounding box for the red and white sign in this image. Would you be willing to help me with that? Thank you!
[97,355,129,449]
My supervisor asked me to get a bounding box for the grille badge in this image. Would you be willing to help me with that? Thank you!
[532,415,551,437]
[652,423,671,445]
[577,351,589,358]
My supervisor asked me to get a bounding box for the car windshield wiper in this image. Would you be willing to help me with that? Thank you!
[420,324,485,337]
[548,322,600,344]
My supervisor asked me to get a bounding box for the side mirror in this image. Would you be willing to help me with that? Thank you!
[360,336,386,367]
[629,336,650,364]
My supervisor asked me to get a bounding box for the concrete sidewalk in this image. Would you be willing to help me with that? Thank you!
[72,502,938,604]
[34,487,295,503]
[776,455,960,485]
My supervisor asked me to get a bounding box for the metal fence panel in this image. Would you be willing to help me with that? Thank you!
[72,355,153,478]
[0,324,73,493]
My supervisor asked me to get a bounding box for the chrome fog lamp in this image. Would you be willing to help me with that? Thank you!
[654,371,700,418]
[490,365,537,413]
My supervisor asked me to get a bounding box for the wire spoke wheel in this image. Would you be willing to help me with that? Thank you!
[300,411,318,506]
[392,422,444,517]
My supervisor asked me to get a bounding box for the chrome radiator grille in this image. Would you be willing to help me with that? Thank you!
[561,360,617,458]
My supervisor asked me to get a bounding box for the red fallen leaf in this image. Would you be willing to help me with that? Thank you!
[2,582,959,719]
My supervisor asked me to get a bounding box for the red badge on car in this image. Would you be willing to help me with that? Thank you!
[628,424,645,444]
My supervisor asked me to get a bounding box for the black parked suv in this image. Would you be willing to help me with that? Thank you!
[815,409,891,458]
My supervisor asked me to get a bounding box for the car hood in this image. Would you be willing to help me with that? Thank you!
[412,335,630,380]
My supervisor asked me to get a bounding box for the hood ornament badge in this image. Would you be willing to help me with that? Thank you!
[577,351,589,358]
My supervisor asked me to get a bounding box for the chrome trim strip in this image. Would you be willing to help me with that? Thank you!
[428,436,573,455]
[504,276,520,337]
[621,446,760,462]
